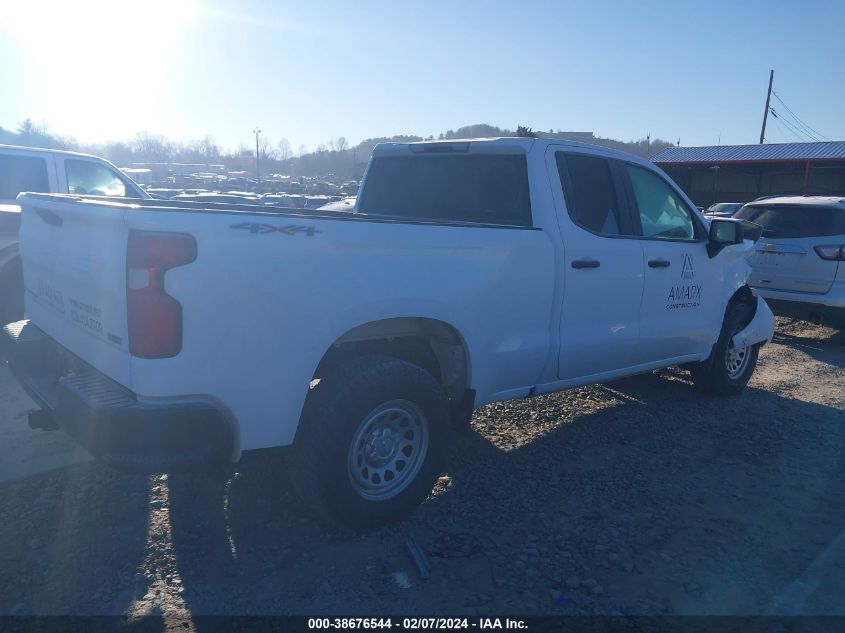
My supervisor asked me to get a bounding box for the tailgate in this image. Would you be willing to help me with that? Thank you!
[749,239,839,294]
[18,194,131,386]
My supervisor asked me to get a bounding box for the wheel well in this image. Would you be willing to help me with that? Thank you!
[727,284,756,328]
[312,318,469,400]
[729,284,754,306]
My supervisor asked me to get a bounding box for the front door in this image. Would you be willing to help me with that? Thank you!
[622,163,720,362]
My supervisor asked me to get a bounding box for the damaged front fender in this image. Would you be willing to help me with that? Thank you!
[732,296,776,349]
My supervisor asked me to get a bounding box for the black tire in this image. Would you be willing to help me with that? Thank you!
[288,355,449,529]
[0,259,24,325]
[688,300,760,396]
[827,308,845,330]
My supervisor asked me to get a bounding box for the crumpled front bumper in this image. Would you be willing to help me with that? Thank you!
[731,295,776,349]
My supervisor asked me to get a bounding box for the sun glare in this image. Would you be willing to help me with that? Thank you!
[0,0,200,141]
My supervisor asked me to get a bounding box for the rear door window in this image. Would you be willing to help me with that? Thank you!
[735,205,845,238]
[357,154,532,226]
[0,154,50,200]
[555,152,630,235]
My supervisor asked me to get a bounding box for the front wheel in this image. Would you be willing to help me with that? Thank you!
[288,355,449,529]
[689,300,760,396]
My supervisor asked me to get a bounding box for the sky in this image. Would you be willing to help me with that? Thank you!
[0,0,843,153]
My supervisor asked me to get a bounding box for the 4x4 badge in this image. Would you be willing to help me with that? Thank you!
[681,254,694,280]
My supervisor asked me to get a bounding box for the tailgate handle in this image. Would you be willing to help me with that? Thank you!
[648,258,671,268]
[34,207,63,227]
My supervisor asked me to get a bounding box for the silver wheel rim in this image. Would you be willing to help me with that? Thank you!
[725,339,751,379]
[348,399,429,501]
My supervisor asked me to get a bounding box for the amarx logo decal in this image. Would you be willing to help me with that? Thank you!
[681,253,694,280]
[231,222,319,236]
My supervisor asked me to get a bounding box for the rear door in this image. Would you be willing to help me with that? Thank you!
[548,149,645,379]
[19,195,132,386]
[737,204,845,294]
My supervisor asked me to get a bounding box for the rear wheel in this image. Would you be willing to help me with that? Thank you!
[0,259,24,325]
[689,300,760,395]
[288,355,449,529]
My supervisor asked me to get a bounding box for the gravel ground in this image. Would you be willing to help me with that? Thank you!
[0,318,843,626]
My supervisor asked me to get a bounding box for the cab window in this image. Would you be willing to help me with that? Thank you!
[65,159,128,197]
[0,154,50,200]
[626,165,696,240]
[556,152,628,236]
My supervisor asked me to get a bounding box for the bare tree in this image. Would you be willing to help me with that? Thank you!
[133,132,173,162]
[278,138,292,161]
[335,136,348,152]
[298,144,308,157]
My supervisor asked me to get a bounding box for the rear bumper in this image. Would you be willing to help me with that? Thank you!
[760,298,844,325]
[752,281,845,309]
[2,320,235,471]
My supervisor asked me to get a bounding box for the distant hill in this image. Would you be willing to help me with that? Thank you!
[351,124,674,163]
[0,119,676,180]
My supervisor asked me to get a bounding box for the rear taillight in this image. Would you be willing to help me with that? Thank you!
[127,231,197,358]
[814,245,845,261]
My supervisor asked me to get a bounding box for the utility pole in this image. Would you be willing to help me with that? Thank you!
[646,133,650,157]
[253,127,261,191]
[759,70,774,144]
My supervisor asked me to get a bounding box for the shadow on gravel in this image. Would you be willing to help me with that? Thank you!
[2,335,843,619]
[160,361,845,618]
[0,463,151,616]
[772,326,845,366]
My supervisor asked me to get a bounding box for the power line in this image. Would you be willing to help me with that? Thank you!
[771,91,831,141]
[772,91,828,140]
[771,113,805,142]
[772,99,823,141]
[770,107,815,142]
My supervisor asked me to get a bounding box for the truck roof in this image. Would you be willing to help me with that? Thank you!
[372,136,652,164]
[0,143,112,162]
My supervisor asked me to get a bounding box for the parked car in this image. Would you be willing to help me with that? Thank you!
[145,188,183,200]
[261,194,296,207]
[736,196,845,327]
[172,193,262,205]
[0,144,148,323]
[318,196,356,212]
[3,138,774,528]
[705,202,745,218]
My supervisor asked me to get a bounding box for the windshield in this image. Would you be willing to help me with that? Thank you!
[706,203,743,215]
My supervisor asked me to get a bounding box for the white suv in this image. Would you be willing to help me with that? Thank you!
[736,196,845,328]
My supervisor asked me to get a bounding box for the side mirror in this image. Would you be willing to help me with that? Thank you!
[707,219,743,258]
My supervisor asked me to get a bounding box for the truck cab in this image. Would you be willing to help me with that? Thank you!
[0,144,147,322]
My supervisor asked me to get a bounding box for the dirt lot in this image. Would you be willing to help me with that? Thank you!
[0,318,843,626]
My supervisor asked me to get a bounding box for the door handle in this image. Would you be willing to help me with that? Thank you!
[648,258,671,268]
[571,258,600,269]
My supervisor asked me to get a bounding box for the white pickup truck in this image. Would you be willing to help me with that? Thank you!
[3,138,775,528]
[0,144,148,324]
